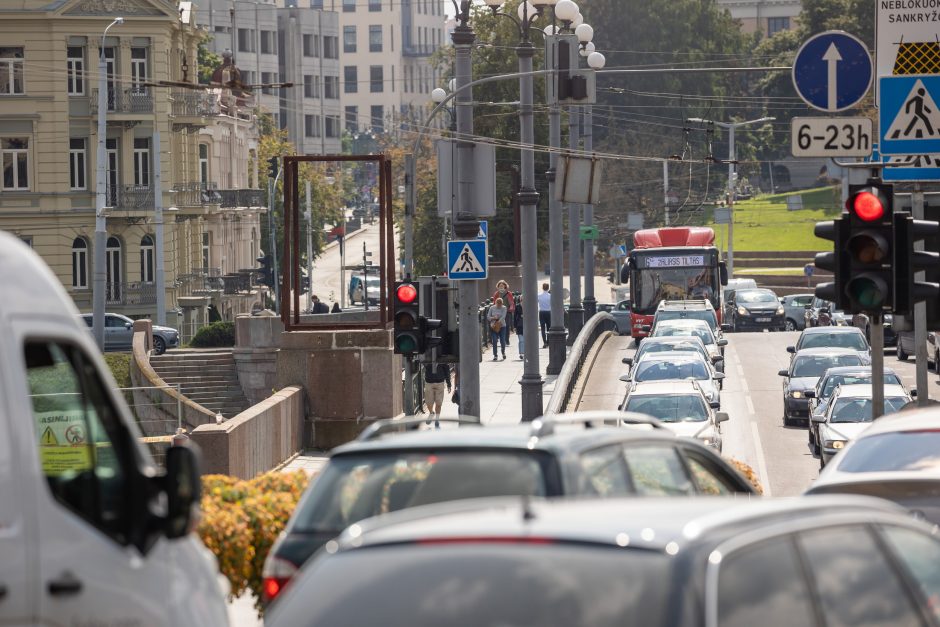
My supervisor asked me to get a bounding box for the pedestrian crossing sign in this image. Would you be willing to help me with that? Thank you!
[879,76,940,155]
[447,239,488,280]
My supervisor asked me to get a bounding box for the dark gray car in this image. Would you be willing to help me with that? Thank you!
[80,312,179,354]
[780,293,813,331]
[267,495,940,627]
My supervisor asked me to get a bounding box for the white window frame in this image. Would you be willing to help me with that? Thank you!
[130,47,147,94]
[133,137,149,188]
[67,46,84,96]
[69,137,86,190]
[199,143,209,187]
[140,235,154,283]
[1,137,29,191]
[72,237,89,289]
[0,47,24,95]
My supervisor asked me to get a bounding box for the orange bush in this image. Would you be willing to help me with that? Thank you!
[725,458,764,495]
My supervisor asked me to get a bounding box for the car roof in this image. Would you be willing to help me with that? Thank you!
[331,422,679,456]
[736,288,776,295]
[332,495,908,555]
[628,381,704,396]
[640,335,706,347]
[801,326,864,335]
[785,293,813,300]
[635,350,708,363]
[843,405,940,436]
[832,384,909,399]
[794,347,862,357]
[655,319,710,329]
[821,366,898,377]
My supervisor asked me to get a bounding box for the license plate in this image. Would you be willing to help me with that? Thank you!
[756,317,771,322]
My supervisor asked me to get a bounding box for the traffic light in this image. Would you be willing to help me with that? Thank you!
[893,210,940,316]
[552,35,595,105]
[813,217,850,312]
[393,281,421,355]
[842,182,895,313]
[256,254,274,287]
[300,275,310,295]
[267,156,279,179]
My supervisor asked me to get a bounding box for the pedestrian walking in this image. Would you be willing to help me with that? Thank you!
[513,298,524,359]
[488,297,508,360]
[538,282,551,347]
[331,302,341,313]
[423,362,451,429]
[492,280,515,345]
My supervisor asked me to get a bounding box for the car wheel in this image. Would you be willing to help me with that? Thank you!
[152,336,166,355]
[785,319,796,331]
[897,342,909,361]
[783,412,791,427]
[819,455,825,470]
[808,428,819,454]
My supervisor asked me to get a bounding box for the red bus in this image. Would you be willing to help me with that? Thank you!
[621,226,728,339]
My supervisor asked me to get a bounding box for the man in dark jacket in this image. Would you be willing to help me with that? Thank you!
[310,295,330,314]
[514,299,524,359]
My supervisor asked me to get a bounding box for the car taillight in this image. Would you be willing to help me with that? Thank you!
[262,556,299,602]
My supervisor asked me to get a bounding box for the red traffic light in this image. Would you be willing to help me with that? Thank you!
[396,283,417,304]
[848,191,885,222]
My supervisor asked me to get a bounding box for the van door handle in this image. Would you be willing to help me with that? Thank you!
[47,572,82,596]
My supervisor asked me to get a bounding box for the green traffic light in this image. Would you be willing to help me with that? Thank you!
[847,276,885,309]
[395,335,418,353]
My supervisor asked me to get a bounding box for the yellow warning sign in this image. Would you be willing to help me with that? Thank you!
[40,426,58,446]
[35,411,93,477]
[893,41,940,75]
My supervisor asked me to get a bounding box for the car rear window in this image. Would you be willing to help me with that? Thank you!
[792,354,862,378]
[829,397,908,422]
[625,394,708,422]
[835,431,940,473]
[801,332,868,352]
[291,451,549,534]
[634,359,709,382]
[276,543,670,626]
[822,373,901,398]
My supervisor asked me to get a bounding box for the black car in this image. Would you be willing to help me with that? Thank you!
[779,348,864,426]
[267,496,940,627]
[261,413,755,603]
[727,288,785,332]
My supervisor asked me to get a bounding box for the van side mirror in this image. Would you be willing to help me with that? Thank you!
[811,414,827,424]
[163,444,201,540]
[716,411,729,423]
[804,390,815,398]
[778,369,789,377]
[710,401,721,409]
[721,324,731,332]
[622,357,633,365]
[719,261,728,286]
[786,346,796,353]
[619,374,631,382]
[713,372,725,380]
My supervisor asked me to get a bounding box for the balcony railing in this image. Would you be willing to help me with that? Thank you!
[170,182,221,207]
[106,281,156,306]
[170,89,220,117]
[110,185,153,211]
[90,85,154,114]
[218,188,267,208]
[177,269,224,298]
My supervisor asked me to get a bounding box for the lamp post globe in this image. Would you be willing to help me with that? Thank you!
[431,87,447,103]
[580,41,595,56]
[544,24,559,35]
[571,13,583,27]
[554,0,578,22]
[448,78,457,92]
[517,1,538,21]
[587,51,606,69]
[574,23,593,43]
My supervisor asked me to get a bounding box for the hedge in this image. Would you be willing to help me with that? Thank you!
[198,471,312,613]
[190,321,236,348]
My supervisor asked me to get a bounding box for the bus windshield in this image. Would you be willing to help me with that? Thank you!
[632,266,717,315]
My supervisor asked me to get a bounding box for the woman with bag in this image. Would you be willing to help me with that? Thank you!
[488,297,508,360]
[492,280,515,345]
[513,298,524,359]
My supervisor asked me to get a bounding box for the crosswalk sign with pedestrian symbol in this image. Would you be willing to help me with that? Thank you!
[447,239,488,280]
[879,76,940,155]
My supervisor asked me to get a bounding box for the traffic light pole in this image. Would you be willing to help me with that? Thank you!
[913,184,929,406]
[268,177,279,311]
[871,313,885,420]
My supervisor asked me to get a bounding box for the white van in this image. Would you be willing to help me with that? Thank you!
[0,233,228,626]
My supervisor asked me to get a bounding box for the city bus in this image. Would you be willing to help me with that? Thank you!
[620,226,728,340]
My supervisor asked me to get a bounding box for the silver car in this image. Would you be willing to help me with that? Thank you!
[624,335,723,374]
[621,350,724,408]
[80,312,180,354]
[780,293,813,331]
[620,380,729,451]
[650,318,727,364]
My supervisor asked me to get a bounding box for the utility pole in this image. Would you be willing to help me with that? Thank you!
[567,106,583,344]
[913,184,929,405]
[154,129,166,325]
[663,160,670,227]
[403,154,415,279]
[305,180,313,313]
[546,36,566,376]
[582,105,596,320]
[268,175,279,311]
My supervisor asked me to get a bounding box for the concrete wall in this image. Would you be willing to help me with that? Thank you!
[190,386,305,479]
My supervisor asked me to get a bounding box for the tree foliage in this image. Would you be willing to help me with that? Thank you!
[197,33,223,84]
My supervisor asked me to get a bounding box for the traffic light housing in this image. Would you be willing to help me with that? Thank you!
[813,218,850,312]
[256,254,274,287]
[300,275,310,295]
[393,281,421,355]
[550,35,595,105]
[893,210,940,316]
[842,182,895,313]
[267,156,279,179]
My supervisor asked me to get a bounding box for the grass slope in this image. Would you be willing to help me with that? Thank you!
[703,186,841,252]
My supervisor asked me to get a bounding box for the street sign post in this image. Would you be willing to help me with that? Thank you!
[879,76,940,155]
[447,239,488,280]
[791,117,873,157]
[793,31,873,112]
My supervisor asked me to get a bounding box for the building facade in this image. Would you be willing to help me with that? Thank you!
[0,0,266,340]
[715,0,801,37]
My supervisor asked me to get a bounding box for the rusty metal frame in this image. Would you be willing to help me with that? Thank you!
[281,154,394,330]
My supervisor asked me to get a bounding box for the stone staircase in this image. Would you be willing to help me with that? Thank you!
[149,349,250,419]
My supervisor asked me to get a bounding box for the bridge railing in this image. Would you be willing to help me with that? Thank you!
[544,311,618,415]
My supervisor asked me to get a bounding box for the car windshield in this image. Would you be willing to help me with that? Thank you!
[836,431,940,473]
[792,354,863,378]
[822,373,902,398]
[291,451,549,534]
[656,309,717,330]
[633,359,709,382]
[639,342,706,362]
[283,544,670,627]
[736,290,777,304]
[800,332,868,352]
[653,325,713,345]
[830,397,908,423]
[624,395,708,422]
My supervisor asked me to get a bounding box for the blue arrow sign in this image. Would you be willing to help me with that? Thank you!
[447,240,488,280]
[792,31,872,112]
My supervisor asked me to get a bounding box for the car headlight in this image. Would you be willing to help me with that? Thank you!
[776,307,785,316]
[790,390,803,399]
[823,439,846,449]
[737,306,748,316]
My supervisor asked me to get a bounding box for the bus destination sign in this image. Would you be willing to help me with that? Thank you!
[641,255,706,268]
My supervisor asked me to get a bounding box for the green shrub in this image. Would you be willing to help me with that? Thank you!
[103,353,132,387]
[190,321,236,348]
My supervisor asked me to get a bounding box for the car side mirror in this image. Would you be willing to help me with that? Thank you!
[805,304,813,309]
[721,324,731,332]
[710,401,721,409]
[619,374,631,382]
[640,325,651,333]
[713,372,725,380]
[778,369,789,377]
[804,390,815,398]
[622,357,633,365]
[786,346,796,353]
[716,411,729,423]
[711,355,723,363]
[811,414,827,424]
[717,339,728,347]
[911,389,918,398]
[163,444,201,540]
[125,322,132,330]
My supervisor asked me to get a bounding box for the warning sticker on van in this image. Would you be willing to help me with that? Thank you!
[35,411,92,476]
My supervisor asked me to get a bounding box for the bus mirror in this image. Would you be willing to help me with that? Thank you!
[719,261,728,286]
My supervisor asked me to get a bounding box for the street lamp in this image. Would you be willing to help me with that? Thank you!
[686,115,775,276]
[484,0,556,420]
[93,16,124,350]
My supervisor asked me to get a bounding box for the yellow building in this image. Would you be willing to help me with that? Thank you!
[0,0,266,340]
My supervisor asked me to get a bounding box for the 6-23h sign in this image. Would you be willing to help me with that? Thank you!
[791,117,873,157]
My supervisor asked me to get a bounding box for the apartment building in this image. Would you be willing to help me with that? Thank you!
[715,0,801,37]
[196,0,343,154]
[0,0,265,338]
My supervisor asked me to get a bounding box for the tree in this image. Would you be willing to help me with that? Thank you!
[197,34,223,84]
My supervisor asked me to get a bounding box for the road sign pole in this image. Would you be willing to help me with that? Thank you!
[567,106,583,345]
[547,84,566,375]
[913,185,929,406]
[871,314,885,419]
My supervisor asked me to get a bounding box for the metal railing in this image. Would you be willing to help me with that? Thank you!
[114,184,153,210]
[218,188,267,208]
[106,281,156,305]
[90,86,154,113]
[544,311,618,415]
[170,182,214,207]
[118,384,184,468]
[176,269,224,298]
[170,89,220,117]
